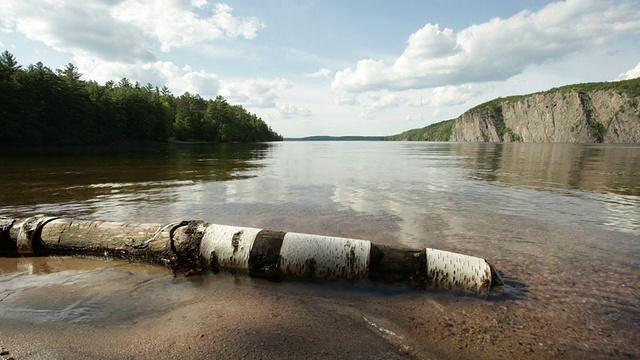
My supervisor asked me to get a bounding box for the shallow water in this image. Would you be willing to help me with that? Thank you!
[0,141,639,359]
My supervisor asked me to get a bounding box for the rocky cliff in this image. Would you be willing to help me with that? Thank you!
[450,79,640,143]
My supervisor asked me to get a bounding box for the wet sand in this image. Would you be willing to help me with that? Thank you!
[0,258,408,360]
[0,256,638,360]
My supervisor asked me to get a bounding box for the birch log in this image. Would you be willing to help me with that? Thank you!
[0,216,504,295]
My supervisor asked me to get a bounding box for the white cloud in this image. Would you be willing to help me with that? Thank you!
[191,0,208,8]
[617,62,640,80]
[405,114,424,122]
[275,103,312,119]
[334,90,406,121]
[332,0,640,94]
[362,92,406,110]
[0,0,267,101]
[0,0,155,63]
[182,71,220,97]
[304,68,332,78]
[73,56,171,85]
[0,0,264,62]
[111,1,265,52]
[73,56,220,97]
[219,78,292,108]
[426,85,480,106]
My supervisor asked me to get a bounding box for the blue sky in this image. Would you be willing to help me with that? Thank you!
[1,0,639,137]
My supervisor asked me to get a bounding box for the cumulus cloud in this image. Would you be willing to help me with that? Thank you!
[182,71,220,97]
[405,114,424,122]
[0,0,264,62]
[219,78,292,108]
[362,92,406,110]
[73,56,220,97]
[426,85,480,107]
[0,0,266,100]
[0,0,155,63]
[617,62,640,80]
[304,68,332,78]
[332,0,640,94]
[191,0,208,8]
[275,103,312,119]
[112,1,265,52]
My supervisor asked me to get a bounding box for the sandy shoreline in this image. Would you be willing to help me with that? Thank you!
[0,257,638,360]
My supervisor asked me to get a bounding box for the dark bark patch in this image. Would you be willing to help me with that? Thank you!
[231,230,243,254]
[248,230,285,278]
[368,244,426,288]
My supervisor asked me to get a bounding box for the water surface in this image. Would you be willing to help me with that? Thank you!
[1,141,639,359]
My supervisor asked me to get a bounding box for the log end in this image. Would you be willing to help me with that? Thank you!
[167,221,207,274]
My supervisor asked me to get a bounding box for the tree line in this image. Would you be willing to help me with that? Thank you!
[0,51,283,146]
[384,119,454,141]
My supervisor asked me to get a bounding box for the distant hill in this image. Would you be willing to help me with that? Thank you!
[387,77,640,143]
[385,119,454,141]
[285,136,385,141]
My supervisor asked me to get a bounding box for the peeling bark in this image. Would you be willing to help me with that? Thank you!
[0,216,504,296]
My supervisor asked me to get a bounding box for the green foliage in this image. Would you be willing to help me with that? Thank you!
[471,103,518,142]
[468,95,528,114]
[508,130,522,142]
[457,78,640,143]
[287,136,384,141]
[469,77,640,115]
[0,51,24,143]
[589,120,607,142]
[385,119,454,141]
[489,104,508,139]
[548,77,640,98]
[0,51,282,147]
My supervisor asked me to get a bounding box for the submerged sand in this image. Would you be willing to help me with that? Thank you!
[0,256,638,360]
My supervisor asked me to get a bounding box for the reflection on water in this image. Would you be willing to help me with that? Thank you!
[0,142,272,209]
[0,141,639,358]
[0,256,170,276]
[457,142,640,196]
[1,142,638,237]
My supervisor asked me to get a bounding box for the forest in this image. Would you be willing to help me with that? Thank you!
[0,51,283,146]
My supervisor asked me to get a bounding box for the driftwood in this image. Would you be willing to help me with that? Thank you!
[0,215,504,296]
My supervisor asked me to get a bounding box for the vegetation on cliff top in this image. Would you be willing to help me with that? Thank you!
[469,77,640,114]
[387,77,638,142]
[286,136,384,141]
[0,51,282,147]
[385,119,454,141]
[549,77,640,98]
[463,78,639,142]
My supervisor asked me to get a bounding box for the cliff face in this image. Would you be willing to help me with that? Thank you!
[450,89,640,143]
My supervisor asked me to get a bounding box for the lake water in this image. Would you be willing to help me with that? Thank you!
[1,141,639,359]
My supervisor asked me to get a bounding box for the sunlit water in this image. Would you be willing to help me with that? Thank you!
[1,141,639,358]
